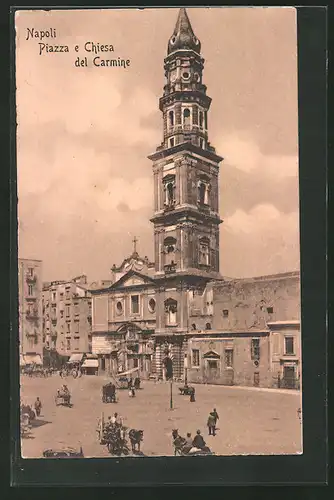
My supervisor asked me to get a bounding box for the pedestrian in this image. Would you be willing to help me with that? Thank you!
[131,386,136,397]
[183,432,193,454]
[212,408,219,426]
[34,397,42,417]
[189,387,196,402]
[207,412,216,436]
[192,430,207,451]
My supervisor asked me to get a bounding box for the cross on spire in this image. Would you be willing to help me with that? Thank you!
[132,236,138,254]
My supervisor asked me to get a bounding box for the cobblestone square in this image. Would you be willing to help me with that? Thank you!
[20,375,302,458]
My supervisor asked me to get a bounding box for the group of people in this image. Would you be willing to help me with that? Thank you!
[57,384,70,397]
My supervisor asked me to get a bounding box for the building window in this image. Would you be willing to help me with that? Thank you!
[183,108,191,128]
[165,298,177,325]
[65,289,71,300]
[66,306,70,317]
[52,292,56,302]
[251,338,260,361]
[169,137,175,148]
[28,267,34,277]
[199,111,203,128]
[223,309,229,317]
[131,295,139,314]
[168,110,174,128]
[192,349,200,367]
[74,322,79,335]
[60,310,64,318]
[199,138,205,149]
[116,301,123,314]
[284,337,295,355]
[28,284,33,296]
[163,174,176,207]
[225,349,234,368]
[66,339,71,351]
[66,323,70,334]
[148,298,156,313]
[267,307,274,314]
[164,236,177,269]
[199,237,210,266]
[205,322,211,330]
[197,178,210,205]
[60,292,64,300]
[192,323,197,330]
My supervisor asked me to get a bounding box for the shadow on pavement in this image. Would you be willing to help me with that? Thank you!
[31,419,52,428]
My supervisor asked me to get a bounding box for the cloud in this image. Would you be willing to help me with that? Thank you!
[216,133,298,178]
[224,203,299,235]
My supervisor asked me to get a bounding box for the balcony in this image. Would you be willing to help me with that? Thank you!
[26,295,37,302]
[163,202,176,213]
[164,263,177,274]
[25,272,37,283]
[26,310,39,320]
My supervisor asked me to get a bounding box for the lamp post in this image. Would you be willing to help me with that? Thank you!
[170,377,173,410]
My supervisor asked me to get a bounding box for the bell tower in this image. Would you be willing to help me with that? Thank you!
[148,9,223,378]
[149,8,223,281]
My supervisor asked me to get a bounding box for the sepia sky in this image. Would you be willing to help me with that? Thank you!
[15,7,300,282]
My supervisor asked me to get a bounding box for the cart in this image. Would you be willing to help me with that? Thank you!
[55,393,71,406]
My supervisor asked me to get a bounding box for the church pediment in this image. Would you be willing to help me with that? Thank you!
[110,270,155,290]
[203,350,220,359]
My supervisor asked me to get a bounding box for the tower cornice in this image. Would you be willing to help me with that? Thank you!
[159,90,211,112]
[148,141,223,163]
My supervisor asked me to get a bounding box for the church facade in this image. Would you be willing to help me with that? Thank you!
[90,9,301,390]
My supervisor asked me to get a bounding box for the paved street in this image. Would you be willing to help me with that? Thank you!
[20,374,302,458]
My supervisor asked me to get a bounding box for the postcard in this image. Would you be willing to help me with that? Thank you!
[15,7,302,460]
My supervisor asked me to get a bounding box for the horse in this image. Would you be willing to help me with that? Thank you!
[128,429,144,454]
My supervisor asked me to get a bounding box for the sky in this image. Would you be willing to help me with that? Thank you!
[15,7,300,282]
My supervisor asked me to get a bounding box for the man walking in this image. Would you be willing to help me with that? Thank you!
[212,408,219,426]
[207,411,216,436]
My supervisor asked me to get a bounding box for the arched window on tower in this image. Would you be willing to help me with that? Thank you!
[199,237,210,266]
[204,111,208,129]
[164,236,177,271]
[165,298,177,325]
[168,110,174,129]
[183,108,191,129]
[197,176,210,205]
[163,174,176,208]
[199,111,203,128]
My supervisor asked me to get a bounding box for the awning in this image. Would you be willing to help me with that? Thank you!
[85,353,98,360]
[81,359,98,368]
[24,354,42,365]
[68,353,84,363]
[117,367,139,377]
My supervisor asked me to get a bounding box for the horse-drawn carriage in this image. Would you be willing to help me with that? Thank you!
[55,387,71,406]
[178,385,195,396]
[97,414,143,456]
[102,382,117,403]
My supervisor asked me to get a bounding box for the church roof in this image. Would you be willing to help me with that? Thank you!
[167,8,201,55]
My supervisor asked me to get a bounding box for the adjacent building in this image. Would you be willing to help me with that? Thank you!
[91,8,301,389]
[42,275,92,361]
[18,258,43,366]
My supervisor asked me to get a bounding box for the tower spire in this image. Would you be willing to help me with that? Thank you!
[168,8,201,55]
